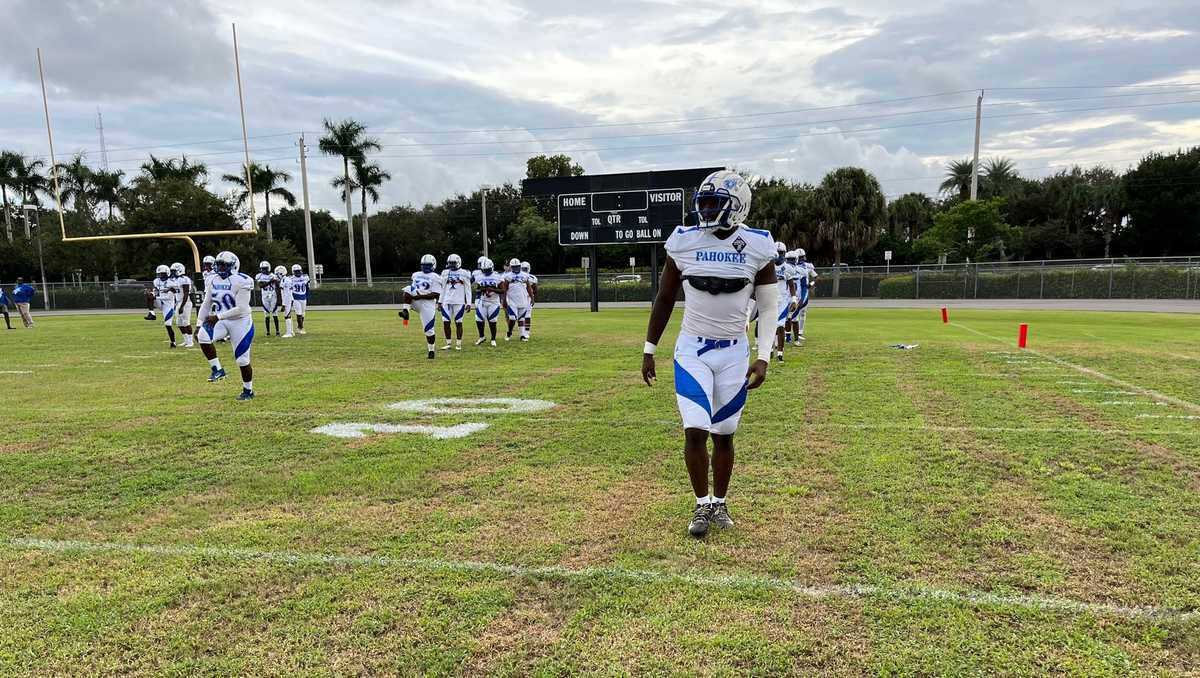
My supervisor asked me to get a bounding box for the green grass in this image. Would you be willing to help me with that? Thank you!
[1,307,1199,676]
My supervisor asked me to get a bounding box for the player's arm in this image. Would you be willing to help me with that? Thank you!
[464,276,473,308]
[499,280,509,308]
[788,277,798,308]
[641,256,683,386]
[748,263,777,389]
[216,280,253,321]
[198,291,214,326]
[529,280,538,305]
[178,282,191,313]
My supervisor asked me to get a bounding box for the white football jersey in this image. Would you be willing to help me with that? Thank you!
[407,271,444,297]
[153,277,176,303]
[204,271,254,320]
[255,272,279,293]
[175,274,194,296]
[440,269,473,305]
[776,262,798,296]
[476,271,504,299]
[289,274,310,300]
[503,271,533,307]
[664,224,777,339]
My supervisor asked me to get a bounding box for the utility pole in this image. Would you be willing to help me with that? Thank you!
[298,133,317,283]
[480,185,491,258]
[969,90,983,201]
[24,206,49,308]
[96,108,108,170]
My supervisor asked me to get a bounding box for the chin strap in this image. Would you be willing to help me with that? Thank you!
[753,281,778,363]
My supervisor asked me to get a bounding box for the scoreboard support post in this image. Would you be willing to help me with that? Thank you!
[650,245,659,301]
[589,245,600,312]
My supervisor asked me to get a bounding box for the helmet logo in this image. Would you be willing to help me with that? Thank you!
[722,177,739,190]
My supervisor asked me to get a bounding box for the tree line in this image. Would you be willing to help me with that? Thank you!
[1,116,1197,284]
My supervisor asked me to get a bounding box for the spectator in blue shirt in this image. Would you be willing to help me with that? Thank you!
[0,285,11,329]
[10,278,34,328]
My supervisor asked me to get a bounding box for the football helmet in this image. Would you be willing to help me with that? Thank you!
[480,257,494,274]
[420,254,436,273]
[291,264,303,276]
[784,250,798,266]
[796,248,807,261]
[775,242,787,264]
[202,255,215,272]
[259,261,270,273]
[214,251,240,279]
[691,169,751,229]
[155,264,169,280]
[274,265,287,277]
[447,253,462,270]
[509,258,521,273]
[170,262,185,276]
[520,261,531,273]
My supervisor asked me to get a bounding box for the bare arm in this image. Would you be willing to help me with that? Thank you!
[641,257,683,386]
[747,262,777,389]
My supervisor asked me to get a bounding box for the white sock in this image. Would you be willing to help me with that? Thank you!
[696,495,711,506]
[208,358,221,369]
[713,496,725,504]
[243,380,252,390]
[285,318,293,334]
[401,303,410,310]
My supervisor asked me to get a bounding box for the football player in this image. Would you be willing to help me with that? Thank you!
[520,261,539,340]
[197,251,256,400]
[152,264,178,348]
[170,263,196,348]
[795,248,816,342]
[771,243,798,363]
[287,264,309,335]
[398,254,443,359]
[438,253,473,351]
[501,257,533,342]
[196,254,216,328]
[256,261,281,336]
[473,257,503,346]
[277,266,295,337]
[641,170,777,538]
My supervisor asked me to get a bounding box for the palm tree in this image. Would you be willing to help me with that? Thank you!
[135,154,207,187]
[11,155,47,208]
[816,167,887,297]
[350,159,390,284]
[55,153,97,226]
[222,162,296,240]
[319,118,380,285]
[91,169,125,221]
[982,157,1017,182]
[0,151,20,240]
[939,158,975,200]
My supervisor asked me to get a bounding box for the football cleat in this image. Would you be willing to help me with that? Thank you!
[688,504,712,538]
[520,336,529,342]
[398,308,409,321]
[236,388,254,401]
[489,339,497,347]
[281,333,294,338]
[427,349,435,360]
[776,352,784,363]
[475,337,486,346]
[298,329,306,335]
[144,312,156,321]
[441,342,452,350]
[710,503,734,529]
[208,367,227,382]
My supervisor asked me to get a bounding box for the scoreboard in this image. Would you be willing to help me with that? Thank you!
[557,188,685,246]
[522,167,724,247]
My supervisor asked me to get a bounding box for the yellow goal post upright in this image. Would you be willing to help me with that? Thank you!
[37,23,257,275]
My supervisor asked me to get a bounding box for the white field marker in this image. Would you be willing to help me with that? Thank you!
[0,370,32,374]
[1057,380,1093,385]
[5,537,1193,623]
[93,359,113,364]
[1100,401,1144,406]
[310,422,489,440]
[386,398,556,415]
[953,323,1200,414]
[1135,414,1200,420]
[1072,390,1138,395]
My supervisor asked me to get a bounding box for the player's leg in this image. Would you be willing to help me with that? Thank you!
[526,307,533,339]
[518,308,531,341]
[474,304,486,344]
[416,300,438,358]
[282,301,294,337]
[453,305,464,349]
[774,298,789,362]
[180,304,194,347]
[673,337,719,537]
[441,304,453,348]
[1,304,10,329]
[487,303,499,344]
[796,303,808,340]
[707,343,749,529]
[230,316,256,400]
[144,290,156,320]
[162,301,177,347]
[296,301,306,334]
[263,304,272,336]
[197,319,228,381]
[505,305,516,340]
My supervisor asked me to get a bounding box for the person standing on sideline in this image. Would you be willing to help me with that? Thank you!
[0,284,13,329]
[11,278,35,328]
[641,170,777,538]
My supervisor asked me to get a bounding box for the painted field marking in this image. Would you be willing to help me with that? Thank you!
[1100,401,1145,406]
[1057,380,1093,385]
[122,355,153,359]
[5,537,1193,622]
[92,359,114,364]
[311,422,488,440]
[0,370,33,375]
[1136,414,1200,420]
[1072,390,1138,395]
[386,398,556,415]
[954,323,1200,414]
[824,422,1200,436]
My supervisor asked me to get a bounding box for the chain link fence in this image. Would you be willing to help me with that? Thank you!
[15,257,1200,310]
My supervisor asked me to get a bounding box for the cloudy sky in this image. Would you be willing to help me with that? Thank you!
[0,0,1197,216]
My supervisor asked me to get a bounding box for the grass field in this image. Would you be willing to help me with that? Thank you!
[1,306,1199,676]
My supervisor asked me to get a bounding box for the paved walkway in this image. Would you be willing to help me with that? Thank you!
[30,297,1200,317]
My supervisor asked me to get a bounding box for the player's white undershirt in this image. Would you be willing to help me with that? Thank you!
[664,224,776,339]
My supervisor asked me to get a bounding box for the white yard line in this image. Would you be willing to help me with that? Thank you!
[5,537,1193,622]
[1136,414,1200,421]
[953,323,1200,414]
[0,370,33,374]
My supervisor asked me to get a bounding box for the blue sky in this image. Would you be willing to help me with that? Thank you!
[0,0,1196,215]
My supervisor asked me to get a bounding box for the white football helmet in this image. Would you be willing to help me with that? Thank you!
[692,169,751,229]
[170,262,185,276]
[259,260,270,273]
[155,264,169,280]
[477,255,486,267]
[784,250,798,265]
[796,248,807,259]
[420,254,436,273]
[274,265,286,277]
[480,257,494,272]
[202,255,215,271]
[291,264,302,276]
[520,261,531,272]
[214,251,240,278]
[447,253,462,270]
[508,258,521,272]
